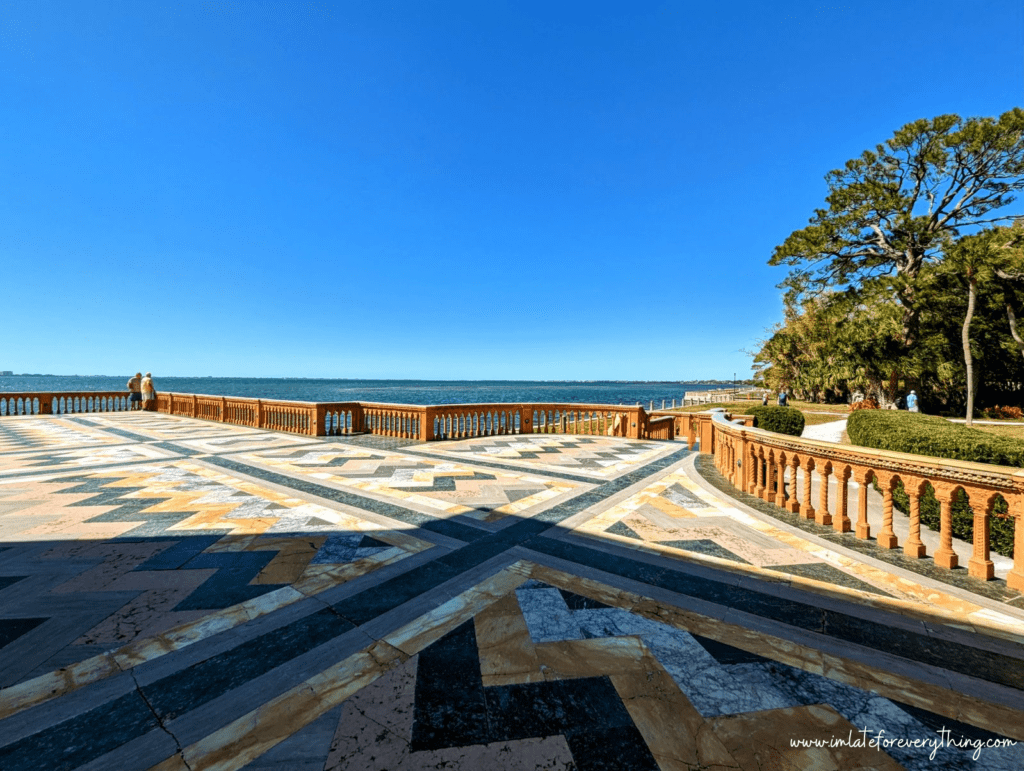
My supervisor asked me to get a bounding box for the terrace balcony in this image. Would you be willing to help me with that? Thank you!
[0,392,1021,770]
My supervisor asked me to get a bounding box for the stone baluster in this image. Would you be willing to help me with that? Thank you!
[904,480,927,558]
[788,456,801,513]
[816,461,832,526]
[834,466,851,533]
[933,484,959,570]
[774,452,787,508]
[854,470,872,540]
[753,449,765,499]
[800,458,815,520]
[876,473,898,549]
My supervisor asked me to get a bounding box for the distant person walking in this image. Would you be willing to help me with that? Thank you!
[777,390,788,407]
[907,390,919,413]
[761,392,768,406]
[127,372,142,411]
[141,372,156,410]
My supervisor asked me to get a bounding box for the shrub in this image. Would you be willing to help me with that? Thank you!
[982,405,1024,420]
[745,406,806,437]
[846,410,1024,466]
[847,410,1018,557]
[850,398,879,411]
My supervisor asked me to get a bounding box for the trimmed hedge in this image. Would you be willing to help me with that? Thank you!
[746,406,806,437]
[846,410,1024,466]
[846,410,1016,558]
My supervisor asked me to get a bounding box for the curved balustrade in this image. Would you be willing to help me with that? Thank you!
[705,409,1024,589]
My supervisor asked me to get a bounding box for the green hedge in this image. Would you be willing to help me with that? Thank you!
[846,410,1016,558]
[745,406,805,437]
[846,410,1024,466]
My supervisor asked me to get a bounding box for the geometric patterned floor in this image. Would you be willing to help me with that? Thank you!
[0,412,1022,770]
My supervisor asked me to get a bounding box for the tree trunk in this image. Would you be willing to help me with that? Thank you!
[963,276,977,426]
[1007,302,1024,361]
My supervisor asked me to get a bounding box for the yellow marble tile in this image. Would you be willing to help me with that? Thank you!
[147,754,190,771]
[249,537,325,585]
[384,565,530,656]
[610,655,739,771]
[536,637,647,680]
[177,641,408,771]
[0,652,120,721]
[712,704,905,771]
[473,593,545,686]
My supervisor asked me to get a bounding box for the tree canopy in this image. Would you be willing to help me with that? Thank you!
[758,111,1024,412]
[770,109,1024,347]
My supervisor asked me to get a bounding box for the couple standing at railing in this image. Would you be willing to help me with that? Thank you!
[127,372,157,411]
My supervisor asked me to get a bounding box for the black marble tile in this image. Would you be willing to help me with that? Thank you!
[411,621,489,750]
[606,521,643,540]
[564,725,661,771]
[484,681,572,742]
[0,617,47,650]
[133,534,224,571]
[821,609,1024,691]
[690,633,771,665]
[141,606,354,720]
[558,589,611,610]
[767,562,894,597]
[658,538,752,564]
[0,691,160,771]
[0,574,28,592]
[331,560,464,626]
[409,620,659,770]
[174,551,287,610]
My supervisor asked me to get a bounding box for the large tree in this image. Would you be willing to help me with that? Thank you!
[770,110,1024,350]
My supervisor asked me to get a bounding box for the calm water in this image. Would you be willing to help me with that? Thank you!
[0,376,738,407]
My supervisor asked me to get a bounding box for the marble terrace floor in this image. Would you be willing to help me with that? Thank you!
[0,414,1022,770]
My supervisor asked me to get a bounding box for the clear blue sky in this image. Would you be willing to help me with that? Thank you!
[3,1,1022,379]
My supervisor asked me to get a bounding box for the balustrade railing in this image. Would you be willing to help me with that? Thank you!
[704,409,1024,589]
[0,392,131,416]
[2,392,674,444]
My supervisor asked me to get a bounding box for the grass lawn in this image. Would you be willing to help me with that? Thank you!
[963,423,1024,440]
[661,400,849,430]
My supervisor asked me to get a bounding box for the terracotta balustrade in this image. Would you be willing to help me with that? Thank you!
[704,409,1024,589]
[653,410,754,451]
[0,391,131,416]
[3,392,679,445]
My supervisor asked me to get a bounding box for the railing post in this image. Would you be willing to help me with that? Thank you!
[255,399,263,429]
[1007,495,1024,591]
[221,397,227,422]
[968,497,995,581]
[520,406,533,435]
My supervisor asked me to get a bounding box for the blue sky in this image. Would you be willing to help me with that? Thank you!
[2,0,1023,379]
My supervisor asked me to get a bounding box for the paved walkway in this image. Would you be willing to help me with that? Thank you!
[0,413,1022,770]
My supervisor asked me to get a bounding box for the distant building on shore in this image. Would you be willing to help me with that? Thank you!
[0,371,12,376]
